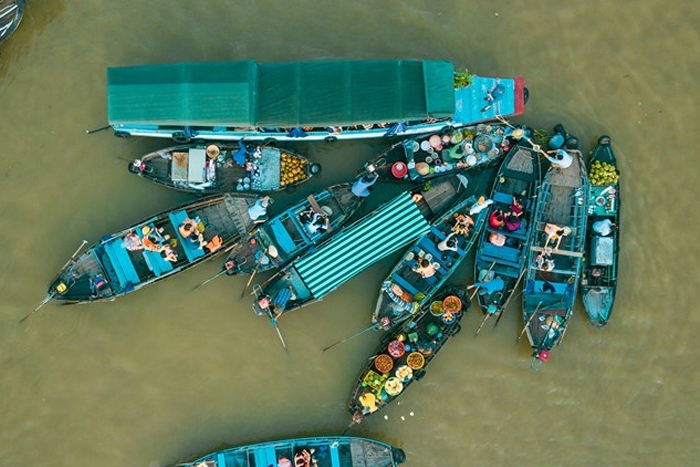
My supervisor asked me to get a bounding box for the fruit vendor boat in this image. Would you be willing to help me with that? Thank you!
[251,176,470,321]
[522,141,588,369]
[473,143,541,326]
[362,123,527,183]
[36,194,263,306]
[177,436,405,467]
[128,142,321,195]
[106,59,526,143]
[349,286,469,425]
[0,0,24,46]
[219,182,366,278]
[372,195,487,330]
[581,135,620,327]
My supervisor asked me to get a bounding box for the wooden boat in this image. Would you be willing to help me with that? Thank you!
[473,144,541,325]
[107,60,526,143]
[349,286,470,425]
[221,182,366,277]
[251,176,470,320]
[178,436,405,467]
[372,195,487,330]
[40,194,262,305]
[363,123,520,182]
[581,135,620,327]
[522,144,588,369]
[0,0,23,45]
[128,142,321,195]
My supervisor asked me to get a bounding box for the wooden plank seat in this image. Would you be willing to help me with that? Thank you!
[103,238,141,287]
[392,273,420,296]
[479,243,522,269]
[493,191,515,205]
[217,453,227,467]
[270,219,297,254]
[501,167,537,182]
[486,223,528,240]
[530,246,583,258]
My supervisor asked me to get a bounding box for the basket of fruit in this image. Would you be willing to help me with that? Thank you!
[363,370,387,391]
[442,312,457,324]
[430,300,444,316]
[387,340,406,358]
[590,160,619,187]
[384,377,404,397]
[374,354,394,374]
[442,295,462,313]
[395,365,414,382]
[406,352,425,370]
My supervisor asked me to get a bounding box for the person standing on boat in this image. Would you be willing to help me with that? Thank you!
[248,196,272,223]
[232,137,248,166]
[468,277,505,296]
[544,148,573,169]
[592,219,617,236]
[352,172,378,197]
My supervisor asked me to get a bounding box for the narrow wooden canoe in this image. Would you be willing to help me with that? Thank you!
[362,123,517,183]
[473,144,541,322]
[129,142,320,195]
[0,0,24,46]
[349,286,470,425]
[372,195,487,329]
[581,135,620,327]
[522,145,588,369]
[222,182,366,276]
[178,436,405,467]
[41,194,262,305]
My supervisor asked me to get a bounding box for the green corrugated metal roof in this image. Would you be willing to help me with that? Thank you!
[107,60,455,126]
[295,192,430,298]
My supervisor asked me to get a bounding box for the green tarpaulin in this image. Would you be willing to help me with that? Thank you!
[108,60,455,127]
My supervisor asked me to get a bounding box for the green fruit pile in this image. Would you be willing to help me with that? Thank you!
[590,161,619,186]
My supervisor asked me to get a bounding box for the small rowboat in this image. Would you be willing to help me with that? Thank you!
[349,286,470,424]
[39,194,264,305]
[581,135,620,327]
[522,129,588,369]
[178,435,406,467]
[0,0,24,46]
[129,142,320,195]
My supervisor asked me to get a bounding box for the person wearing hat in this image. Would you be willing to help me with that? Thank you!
[489,232,506,247]
[248,196,271,223]
[469,196,493,215]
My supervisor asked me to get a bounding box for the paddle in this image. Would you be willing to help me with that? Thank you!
[267,310,288,353]
[517,301,542,343]
[240,260,263,299]
[85,124,111,135]
[20,240,88,324]
[192,260,237,290]
[474,313,490,336]
[469,262,497,300]
[494,267,527,327]
[321,322,380,353]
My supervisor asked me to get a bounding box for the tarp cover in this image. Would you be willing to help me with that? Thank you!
[295,191,430,298]
[108,60,455,126]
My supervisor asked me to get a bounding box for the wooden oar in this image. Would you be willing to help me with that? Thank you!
[193,260,238,290]
[469,262,497,300]
[240,261,263,299]
[321,322,380,353]
[494,267,527,327]
[517,301,542,343]
[85,124,111,134]
[267,311,288,353]
[20,240,88,324]
[474,313,490,336]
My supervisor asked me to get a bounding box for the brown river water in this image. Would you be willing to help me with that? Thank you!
[1,1,699,466]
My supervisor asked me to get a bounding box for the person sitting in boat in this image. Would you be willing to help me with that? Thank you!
[307,212,330,234]
[141,226,167,252]
[232,137,248,166]
[123,231,143,251]
[543,223,571,250]
[504,212,522,232]
[511,195,525,218]
[489,209,505,229]
[294,449,316,467]
[277,457,293,467]
[592,219,617,237]
[179,218,206,248]
[351,172,379,197]
[438,232,459,252]
[452,213,475,236]
[160,244,178,262]
[544,148,573,169]
[412,258,437,278]
[535,252,555,272]
[489,232,506,247]
[469,196,493,215]
[248,196,272,224]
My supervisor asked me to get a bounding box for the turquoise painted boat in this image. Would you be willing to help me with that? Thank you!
[372,195,487,329]
[0,0,24,46]
[178,436,405,467]
[362,123,515,182]
[107,59,526,143]
[221,182,366,277]
[581,136,620,327]
[349,286,469,425]
[522,145,588,369]
[473,144,541,325]
[252,176,468,319]
[129,142,321,195]
[39,194,263,305]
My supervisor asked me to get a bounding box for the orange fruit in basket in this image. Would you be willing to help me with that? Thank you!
[406,352,425,370]
[374,354,394,373]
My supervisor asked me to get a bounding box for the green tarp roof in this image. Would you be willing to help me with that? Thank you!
[107,60,455,126]
[295,192,430,298]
